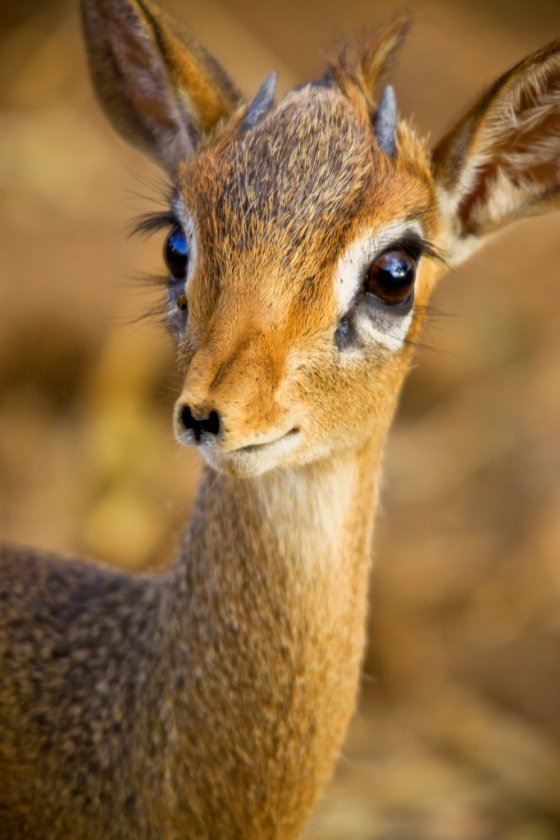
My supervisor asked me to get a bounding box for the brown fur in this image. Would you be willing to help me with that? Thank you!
[81,0,242,170]
[1,2,559,836]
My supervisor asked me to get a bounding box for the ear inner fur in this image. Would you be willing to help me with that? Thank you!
[433,38,560,251]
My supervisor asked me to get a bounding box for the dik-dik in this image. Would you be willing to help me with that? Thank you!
[1,1,559,837]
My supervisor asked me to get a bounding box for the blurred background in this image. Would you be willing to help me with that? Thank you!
[1,1,560,837]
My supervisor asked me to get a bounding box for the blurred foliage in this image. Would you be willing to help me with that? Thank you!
[1,1,560,838]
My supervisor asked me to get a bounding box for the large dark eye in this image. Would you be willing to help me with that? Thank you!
[164,226,189,280]
[364,249,416,306]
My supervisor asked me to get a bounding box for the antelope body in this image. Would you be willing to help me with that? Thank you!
[1,1,559,837]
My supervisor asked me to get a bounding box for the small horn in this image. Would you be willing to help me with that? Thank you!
[242,71,277,131]
[374,85,398,158]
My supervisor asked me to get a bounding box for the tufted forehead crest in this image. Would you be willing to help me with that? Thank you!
[328,15,409,101]
[323,17,408,159]
[187,87,381,279]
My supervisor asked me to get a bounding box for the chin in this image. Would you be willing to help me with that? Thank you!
[200,433,313,478]
[203,450,275,478]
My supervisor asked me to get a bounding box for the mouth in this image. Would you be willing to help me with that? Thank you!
[234,427,301,454]
[201,426,302,477]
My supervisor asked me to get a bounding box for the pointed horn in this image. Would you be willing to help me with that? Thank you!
[374,85,398,158]
[242,71,277,130]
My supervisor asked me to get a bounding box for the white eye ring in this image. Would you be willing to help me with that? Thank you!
[334,221,423,353]
[335,220,424,315]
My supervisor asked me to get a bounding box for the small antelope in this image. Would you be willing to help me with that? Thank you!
[1,0,559,836]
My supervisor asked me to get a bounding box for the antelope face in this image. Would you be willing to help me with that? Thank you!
[169,88,439,477]
[83,1,560,477]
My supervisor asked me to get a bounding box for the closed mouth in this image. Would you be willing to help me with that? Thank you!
[235,427,300,454]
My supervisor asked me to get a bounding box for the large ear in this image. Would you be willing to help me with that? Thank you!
[81,0,242,173]
[433,40,560,264]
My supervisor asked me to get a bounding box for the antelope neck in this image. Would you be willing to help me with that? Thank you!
[177,441,380,594]
[161,440,381,834]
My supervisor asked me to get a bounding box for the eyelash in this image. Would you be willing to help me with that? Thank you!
[387,234,445,264]
[132,213,445,261]
[131,210,181,238]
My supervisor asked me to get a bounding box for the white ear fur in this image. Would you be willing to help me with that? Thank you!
[434,40,560,264]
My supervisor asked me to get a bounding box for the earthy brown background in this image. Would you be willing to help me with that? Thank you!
[1,1,560,837]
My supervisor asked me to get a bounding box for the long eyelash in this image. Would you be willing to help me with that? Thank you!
[404,302,456,354]
[420,238,448,265]
[396,234,448,265]
[126,300,170,327]
[122,271,170,291]
[115,273,171,328]
[129,210,179,239]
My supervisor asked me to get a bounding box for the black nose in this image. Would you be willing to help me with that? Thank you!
[179,405,220,442]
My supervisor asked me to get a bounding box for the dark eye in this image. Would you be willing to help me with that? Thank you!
[364,249,416,306]
[164,226,189,280]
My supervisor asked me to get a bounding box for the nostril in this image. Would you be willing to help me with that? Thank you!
[202,410,220,437]
[178,404,220,441]
[179,404,195,432]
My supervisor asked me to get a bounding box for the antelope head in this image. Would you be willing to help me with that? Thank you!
[82,0,560,477]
